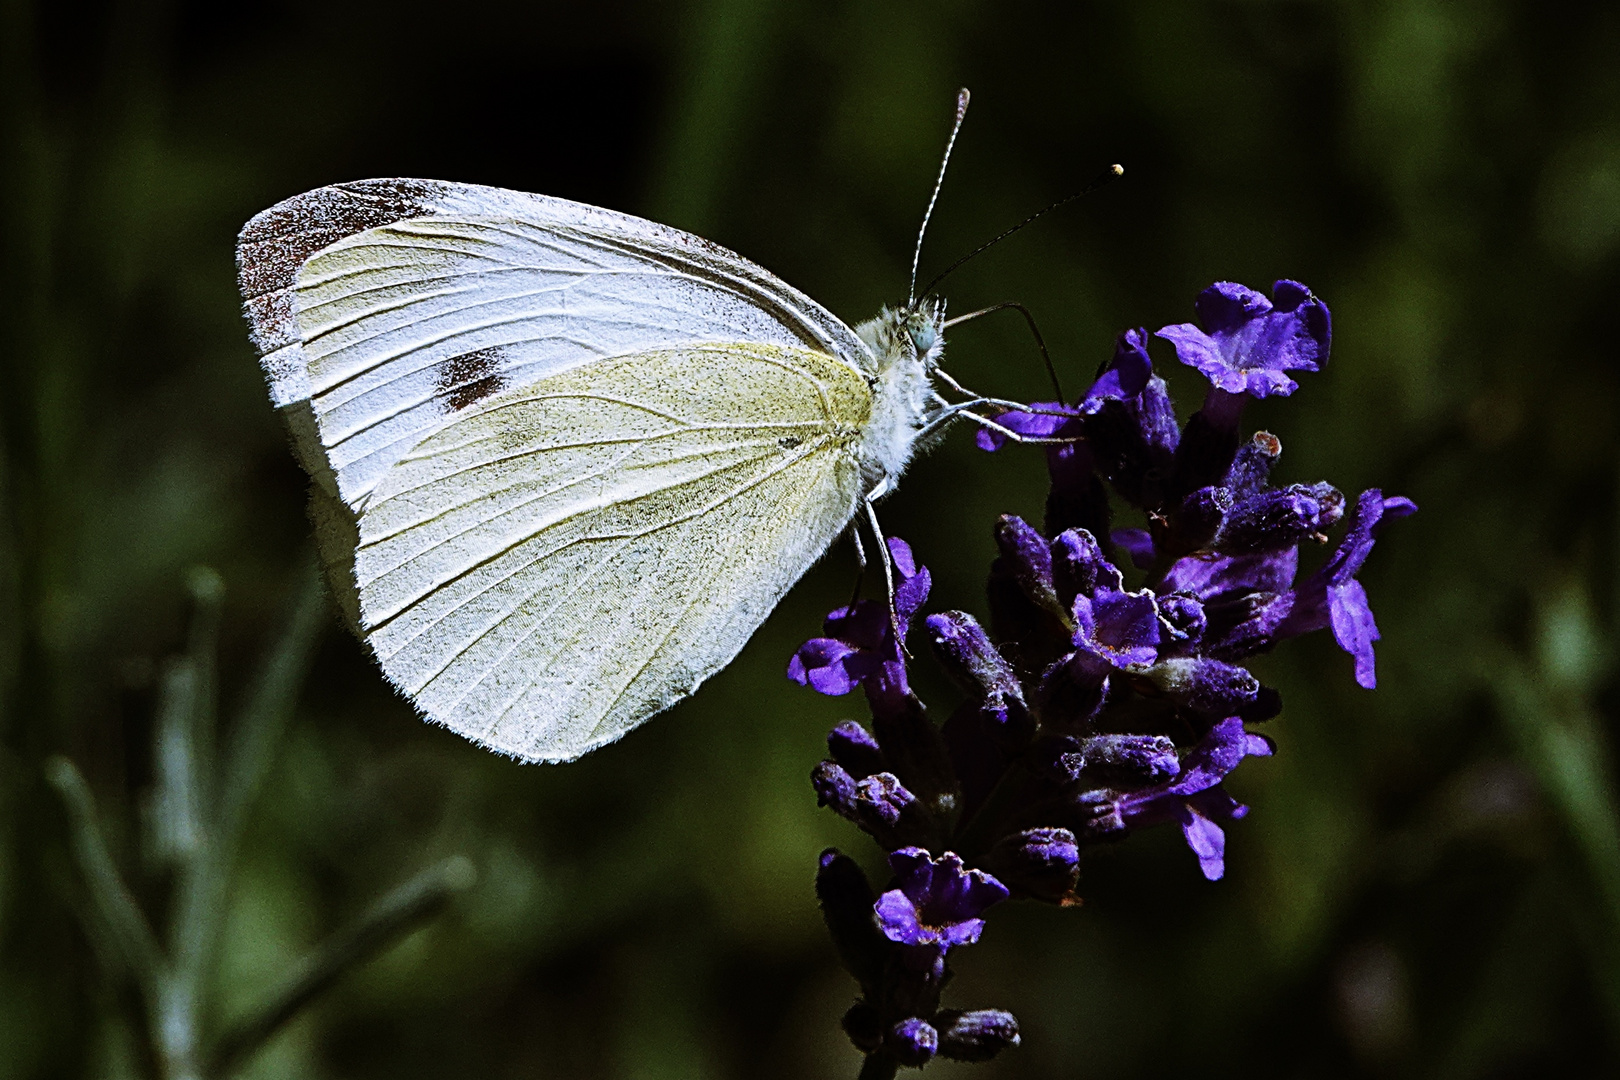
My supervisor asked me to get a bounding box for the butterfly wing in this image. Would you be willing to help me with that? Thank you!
[236,179,872,510]
[354,343,872,761]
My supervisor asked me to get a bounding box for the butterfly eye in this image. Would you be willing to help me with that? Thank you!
[909,323,938,357]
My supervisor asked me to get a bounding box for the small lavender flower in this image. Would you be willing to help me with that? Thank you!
[875,848,1009,955]
[795,280,1411,1074]
[1278,488,1418,688]
[1079,327,1154,410]
[1156,280,1331,401]
[788,537,931,702]
[1156,280,1332,496]
[885,1018,939,1067]
[1070,583,1160,669]
[1076,717,1276,880]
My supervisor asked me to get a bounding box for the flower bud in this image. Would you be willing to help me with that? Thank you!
[1176,485,1234,548]
[1214,483,1339,554]
[815,850,888,993]
[937,1008,1022,1062]
[855,772,936,849]
[886,1018,939,1067]
[1307,480,1346,529]
[811,760,858,816]
[925,611,1022,703]
[1158,592,1207,643]
[1050,527,1123,605]
[1069,733,1181,785]
[1139,656,1261,717]
[1224,430,1281,496]
[986,827,1080,902]
[1033,654,1109,729]
[994,515,1064,619]
[1071,788,1128,840]
[828,720,885,779]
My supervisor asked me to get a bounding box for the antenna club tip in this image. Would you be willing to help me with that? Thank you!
[1111,163,1125,177]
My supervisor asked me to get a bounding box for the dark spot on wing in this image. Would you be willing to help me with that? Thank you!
[778,435,803,449]
[437,347,509,411]
[237,180,448,299]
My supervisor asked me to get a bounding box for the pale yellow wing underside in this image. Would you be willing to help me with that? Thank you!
[350,343,873,761]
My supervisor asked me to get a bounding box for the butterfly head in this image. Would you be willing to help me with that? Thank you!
[901,298,949,368]
[857,299,948,374]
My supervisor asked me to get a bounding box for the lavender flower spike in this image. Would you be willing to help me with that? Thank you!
[1156,280,1331,400]
[790,279,1410,1068]
[875,848,1009,953]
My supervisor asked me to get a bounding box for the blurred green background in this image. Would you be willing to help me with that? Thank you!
[4,0,1620,1076]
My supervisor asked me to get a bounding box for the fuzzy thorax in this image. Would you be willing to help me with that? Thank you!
[854,304,947,494]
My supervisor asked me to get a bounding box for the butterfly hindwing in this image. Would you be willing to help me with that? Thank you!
[352,343,873,761]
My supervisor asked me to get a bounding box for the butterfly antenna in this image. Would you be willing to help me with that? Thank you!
[916,163,1124,303]
[908,88,972,308]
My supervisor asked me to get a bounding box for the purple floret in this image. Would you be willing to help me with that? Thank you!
[973,400,1082,452]
[1279,488,1418,688]
[1072,587,1161,669]
[1156,279,1331,400]
[875,848,1009,951]
[788,537,931,699]
[1079,327,1154,410]
[1110,717,1276,880]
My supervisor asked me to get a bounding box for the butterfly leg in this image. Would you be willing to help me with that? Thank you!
[862,482,912,658]
[953,407,1078,445]
[846,526,868,611]
[919,397,1076,445]
[931,367,1026,405]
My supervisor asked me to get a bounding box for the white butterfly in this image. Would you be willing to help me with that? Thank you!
[235,100,1021,761]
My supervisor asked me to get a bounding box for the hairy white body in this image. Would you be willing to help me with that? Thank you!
[238,179,950,761]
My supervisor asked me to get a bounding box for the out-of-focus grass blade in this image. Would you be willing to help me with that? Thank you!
[217,564,325,846]
[45,756,165,985]
[170,562,326,1020]
[183,567,224,817]
[208,855,476,1076]
[146,657,201,867]
[1488,628,1620,1027]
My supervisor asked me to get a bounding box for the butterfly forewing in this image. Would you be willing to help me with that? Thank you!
[238,180,871,510]
[353,343,872,761]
